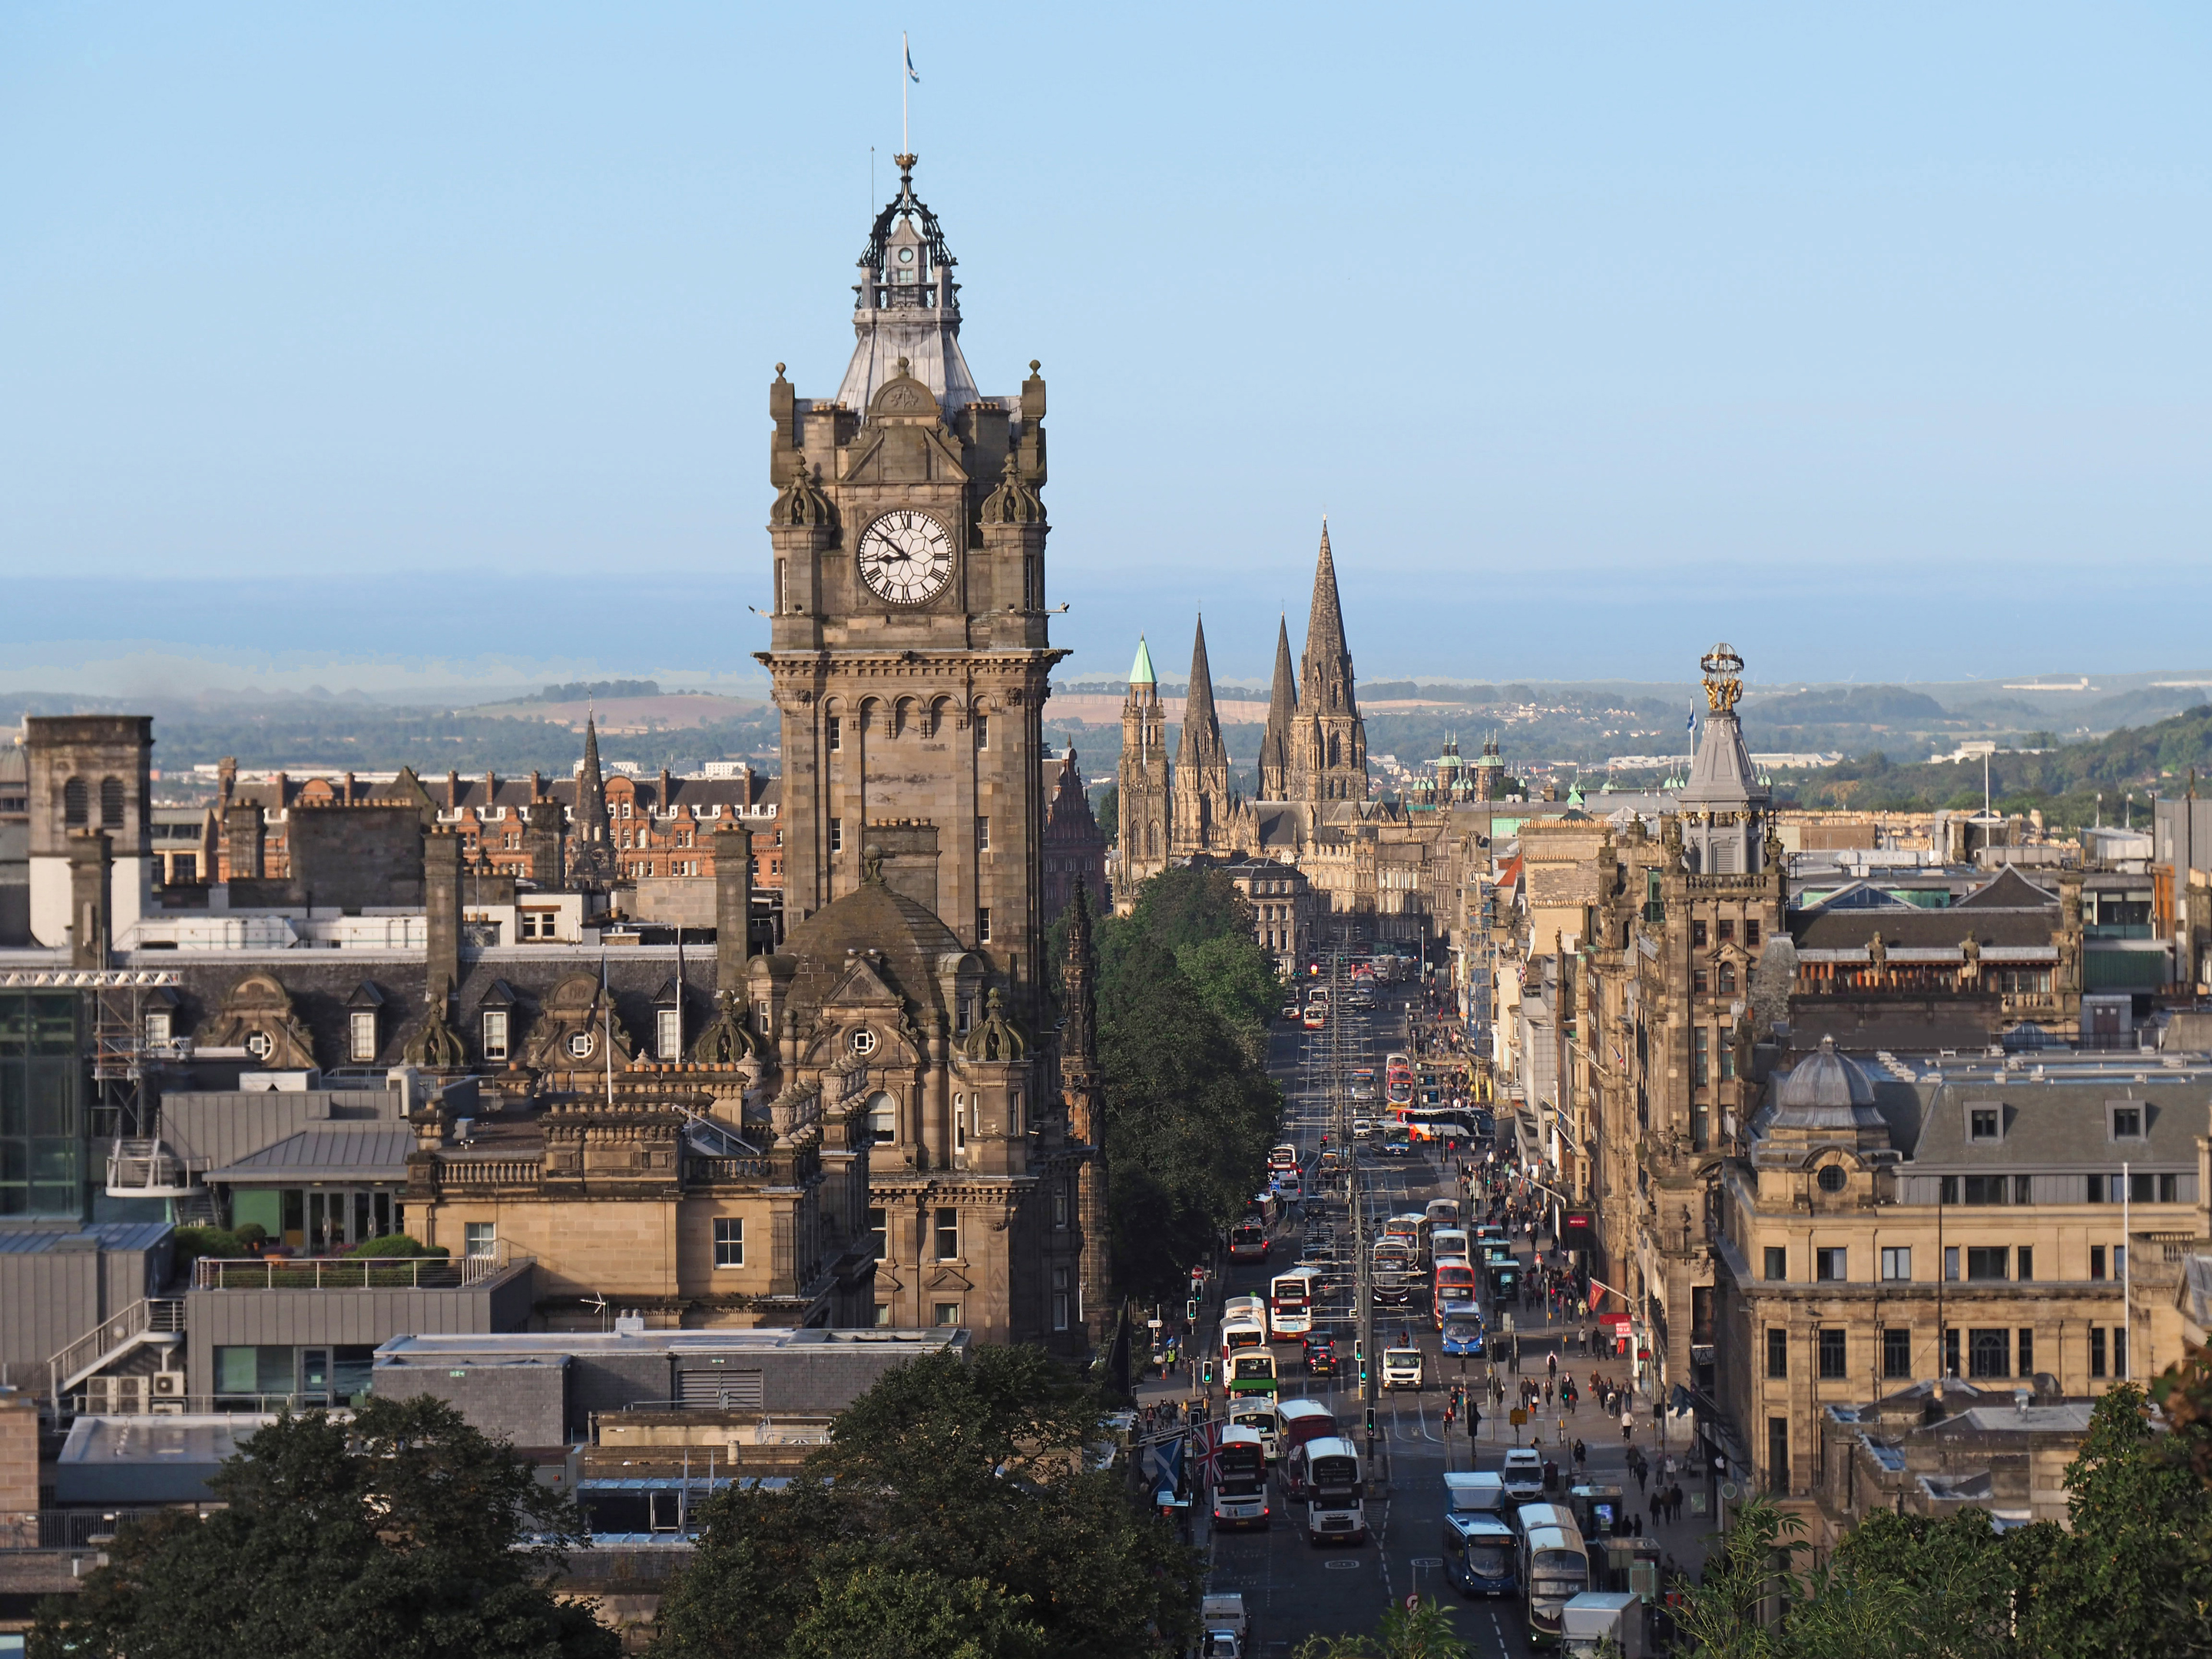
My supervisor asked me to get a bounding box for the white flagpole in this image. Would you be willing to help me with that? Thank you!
[602,951,614,1108]
[902,33,909,154]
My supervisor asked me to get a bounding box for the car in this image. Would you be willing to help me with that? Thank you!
[1302,1335,1339,1377]
[1381,1346,1425,1390]
[1299,1239,1333,1266]
[1280,1002,1302,1022]
[1499,1448,1545,1502]
[1351,1117,1373,1141]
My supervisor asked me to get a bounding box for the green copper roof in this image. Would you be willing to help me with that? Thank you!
[1128,636,1156,686]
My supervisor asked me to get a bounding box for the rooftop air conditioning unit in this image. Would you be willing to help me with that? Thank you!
[151,1371,184,1399]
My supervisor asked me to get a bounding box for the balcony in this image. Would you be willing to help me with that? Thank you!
[192,1241,531,1292]
[104,1138,199,1200]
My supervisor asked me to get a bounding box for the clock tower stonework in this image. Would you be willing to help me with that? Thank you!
[751,155,1102,1347]
[762,154,1058,1003]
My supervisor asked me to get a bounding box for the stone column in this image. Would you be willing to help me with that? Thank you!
[522,800,565,887]
[66,827,111,969]
[224,801,263,880]
[712,826,750,990]
[425,829,462,1003]
[0,1386,37,1545]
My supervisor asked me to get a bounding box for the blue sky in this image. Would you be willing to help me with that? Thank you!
[1,3,2207,696]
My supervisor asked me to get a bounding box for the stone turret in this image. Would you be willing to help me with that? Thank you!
[570,711,618,887]
[1172,615,1233,855]
[1258,614,1298,801]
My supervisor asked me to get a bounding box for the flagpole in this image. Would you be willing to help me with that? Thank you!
[902,32,909,154]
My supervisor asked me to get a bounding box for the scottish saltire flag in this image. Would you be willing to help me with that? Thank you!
[905,35,919,81]
[1686,707,1697,732]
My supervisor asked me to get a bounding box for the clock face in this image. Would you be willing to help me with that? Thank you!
[856,509,954,605]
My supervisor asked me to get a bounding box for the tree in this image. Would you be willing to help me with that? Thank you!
[1667,1495,1806,1659]
[784,1566,1045,1659]
[1790,1511,2016,1659]
[2013,1383,2212,1658]
[651,1347,1200,1659]
[31,1396,616,1659]
[1290,1597,1469,1659]
[1091,866,1283,1300]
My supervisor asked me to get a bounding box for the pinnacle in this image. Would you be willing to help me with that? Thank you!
[1128,635,1156,687]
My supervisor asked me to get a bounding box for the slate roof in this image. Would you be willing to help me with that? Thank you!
[205,1125,416,1183]
[1905,1070,2207,1171]
[0,1221,172,1254]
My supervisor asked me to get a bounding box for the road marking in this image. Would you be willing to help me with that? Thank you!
[1323,1558,1360,1571]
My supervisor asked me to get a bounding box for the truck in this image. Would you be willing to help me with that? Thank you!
[1559,1590,1644,1657]
[1200,1593,1250,1658]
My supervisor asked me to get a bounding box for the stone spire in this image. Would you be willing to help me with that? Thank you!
[1061,879,1098,1089]
[1258,614,1298,800]
[1292,520,1369,804]
[1172,615,1232,855]
[1303,520,1351,701]
[569,709,618,886]
[835,153,981,416]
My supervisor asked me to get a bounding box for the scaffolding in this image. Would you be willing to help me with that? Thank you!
[0,966,183,1147]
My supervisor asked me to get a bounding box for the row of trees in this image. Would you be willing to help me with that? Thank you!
[1670,1380,2212,1658]
[33,1348,1200,1659]
[1088,866,1286,1303]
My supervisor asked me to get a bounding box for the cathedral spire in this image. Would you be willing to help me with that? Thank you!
[1258,614,1297,800]
[1176,615,1226,769]
[1305,519,1349,677]
[569,709,618,886]
[1291,519,1369,804]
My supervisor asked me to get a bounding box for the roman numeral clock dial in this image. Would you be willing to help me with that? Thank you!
[856,509,954,605]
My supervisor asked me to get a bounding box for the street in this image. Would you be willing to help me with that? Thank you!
[1141,979,1712,1656]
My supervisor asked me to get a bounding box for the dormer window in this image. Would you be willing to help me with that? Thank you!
[568,1031,594,1060]
[2110,1104,2145,1141]
[849,1028,878,1057]
[1969,1105,2002,1143]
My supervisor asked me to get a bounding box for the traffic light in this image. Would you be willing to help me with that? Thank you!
[1364,1405,1377,1438]
[1202,1359,1215,1388]
[1355,1338,1368,1389]
[1187,1298,1199,1324]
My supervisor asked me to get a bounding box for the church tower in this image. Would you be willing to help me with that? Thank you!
[568,711,618,887]
[1257,615,1298,802]
[761,151,1058,1021]
[1115,637,1170,909]
[1171,616,1232,856]
[746,152,1102,1349]
[1291,522,1369,803]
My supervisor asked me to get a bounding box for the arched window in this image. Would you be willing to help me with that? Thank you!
[866,1091,897,1144]
[62,777,88,826]
[1717,962,1738,995]
[99,777,124,827]
[1147,822,1159,858]
[1328,733,1341,768]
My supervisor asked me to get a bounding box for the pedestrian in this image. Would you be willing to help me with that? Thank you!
[1573,1437,1587,1472]
[1547,1350,1558,1379]
[1633,1459,1648,1496]
[1632,1515,1643,1538]
[1469,1400,1482,1441]
[1621,1406,1634,1445]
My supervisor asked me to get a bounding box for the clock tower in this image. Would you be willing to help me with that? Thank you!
[761,153,1060,1022]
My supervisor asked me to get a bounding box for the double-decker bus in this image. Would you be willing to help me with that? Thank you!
[1227,1349,1279,1398]
[1268,1267,1318,1339]
[1520,1520,1591,1644]
[1443,1512,1518,1596]
[1275,1399,1341,1496]
[1209,1424,1270,1530]
[1432,1257,1478,1326]
[1228,1217,1270,1263]
[1293,1435,1366,1544]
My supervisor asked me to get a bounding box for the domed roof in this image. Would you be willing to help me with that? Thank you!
[775,873,970,1020]
[1753,1035,1894,1164]
[1776,1035,1876,1116]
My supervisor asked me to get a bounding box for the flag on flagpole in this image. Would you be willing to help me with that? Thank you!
[1685,707,1697,733]
[905,35,919,82]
